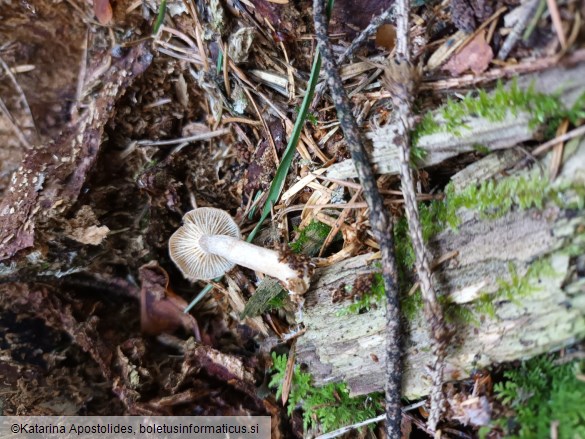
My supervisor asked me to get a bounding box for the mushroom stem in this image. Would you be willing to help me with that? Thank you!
[199,235,309,293]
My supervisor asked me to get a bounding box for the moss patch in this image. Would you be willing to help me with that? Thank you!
[488,355,585,438]
[413,81,585,142]
[336,272,386,316]
[289,220,332,255]
[445,257,557,326]
[269,352,383,433]
[344,170,580,320]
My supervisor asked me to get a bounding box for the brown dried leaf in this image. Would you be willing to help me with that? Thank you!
[401,414,413,439]
[183,342,260,402]
[139,261,201,341]
[94,0,113,25]
[65,205,109,245]
[375,24,397,51]
[443,30,493,76]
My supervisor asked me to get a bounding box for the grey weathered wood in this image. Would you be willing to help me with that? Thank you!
[297,140,585,399]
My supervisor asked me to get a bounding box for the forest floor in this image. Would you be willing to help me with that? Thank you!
[0,0,584,437]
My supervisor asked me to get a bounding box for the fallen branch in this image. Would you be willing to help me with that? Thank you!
[388,0,449,430]
[312,1,402,435]
[0,43,152,266]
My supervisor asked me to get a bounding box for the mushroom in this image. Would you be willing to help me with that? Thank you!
[169,207,312,295]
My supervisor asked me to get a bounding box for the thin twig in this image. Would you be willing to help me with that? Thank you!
[0,95,33,149]
[135,128,230,146]
[532,123,585,156]
[315,415,385,439]
[276,195,439,219]
[71,29,89,122]
[315,400,428,439]
[523,0,546,40]
[311,6,394,110]
[338,7,394,65]
[313,1,402,436]
[545,0,567,49]
[389,0,449,432]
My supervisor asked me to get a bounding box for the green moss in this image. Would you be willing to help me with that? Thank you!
[243,220,333,317]
[339,198,449,318]
[442,173,551,229]
[401,289,423,321]
[412,81,585,142]
[269,352,383,433]
[410,144,428,165]
[472,143,491,155]
[412,112,440,145]
[289,220,332,255]
[489,356,585,438]
[337,159,581,319]
[336,272,386,316]
[472,293,497,319]
[265,289,288,310]
[442,257,556,326]
[496,258,556,303]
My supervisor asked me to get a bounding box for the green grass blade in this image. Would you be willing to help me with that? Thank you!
[247,0,334,242]
[184,0,334,312]
[152,0,167,34]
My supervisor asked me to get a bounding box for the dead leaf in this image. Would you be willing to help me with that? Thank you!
[401,414,413,438]
[227,27,256,64]
[452,396,492,426]
[375,24,397,51]
[94,0,113,25]
[139,261,201,341]
[65,205,109,245]
[443,30,494,76]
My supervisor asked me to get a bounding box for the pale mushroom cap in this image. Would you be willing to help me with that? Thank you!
[169,207,242,280]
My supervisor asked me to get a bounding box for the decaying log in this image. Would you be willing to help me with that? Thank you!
[327,63,585,179]
[297,139,585,399]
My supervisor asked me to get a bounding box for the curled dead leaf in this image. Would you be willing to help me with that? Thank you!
[65,205,109,245]
[375,24,397,51]
[94,0,113,25]
[139,261,201,341]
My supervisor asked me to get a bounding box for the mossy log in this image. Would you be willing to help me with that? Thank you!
[297,140,585,399]
[327,63,585,180]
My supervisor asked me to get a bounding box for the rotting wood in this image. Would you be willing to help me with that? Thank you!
[298,139,585,399]
[327,63,585,180]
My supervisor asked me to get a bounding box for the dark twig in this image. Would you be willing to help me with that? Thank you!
[387,0,449,432]
[311,6,394,110]
[337,7,394,65]
[313,1,403,436]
